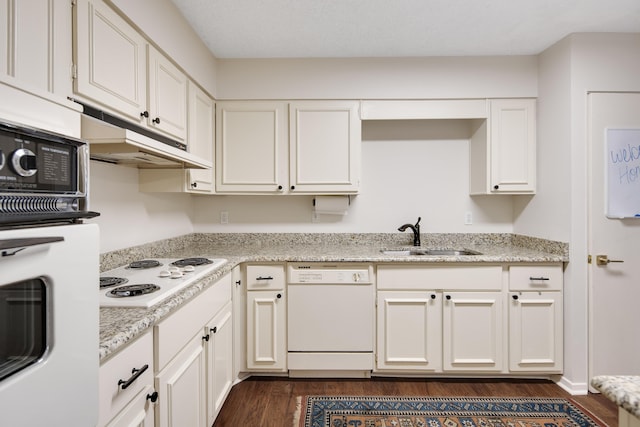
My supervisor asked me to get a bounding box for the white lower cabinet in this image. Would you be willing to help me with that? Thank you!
[375,263,563,376]
[155,332,207,427]
[246,264,287,372]
[205,301,234,426]
[98,331,155,427]
[442,291,503,372]
[376,291,441,371]
[154,273,232,427]
[508,264,563,373]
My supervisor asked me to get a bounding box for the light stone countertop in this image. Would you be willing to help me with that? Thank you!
[99,232,568,361]
[591,376,640,419]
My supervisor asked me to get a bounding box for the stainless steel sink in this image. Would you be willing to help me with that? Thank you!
[380,248,481,256]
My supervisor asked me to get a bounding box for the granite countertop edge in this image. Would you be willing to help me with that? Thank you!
[99,238,567,362]
[591,375,640,419]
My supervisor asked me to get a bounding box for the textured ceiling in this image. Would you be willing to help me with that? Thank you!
[169,0,640,59]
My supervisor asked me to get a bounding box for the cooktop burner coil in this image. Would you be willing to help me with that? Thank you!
[128,260,162,269]
[99,277,129,288]
[106,284,160,298]
[171,257,213,267]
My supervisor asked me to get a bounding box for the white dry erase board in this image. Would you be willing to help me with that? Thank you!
[606,128,640,218]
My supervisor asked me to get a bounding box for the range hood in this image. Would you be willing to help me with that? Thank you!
[80,115,211,169]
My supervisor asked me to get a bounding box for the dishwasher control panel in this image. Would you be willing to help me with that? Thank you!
[287,263,373,284]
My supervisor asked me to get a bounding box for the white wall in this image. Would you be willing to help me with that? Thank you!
[107,0,218,97]
[192,119,513,233]
[216,56,538,100]
[88,161,194,253]
[516,33,640,394]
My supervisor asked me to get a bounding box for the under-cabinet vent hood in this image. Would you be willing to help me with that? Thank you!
[80,115,211,169]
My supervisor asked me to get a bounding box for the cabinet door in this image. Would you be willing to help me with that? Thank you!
[186,81,214,193]
[509,291,563,372]
[105,385,155,427]
[216,101,288,193]
[376,291,441,372]
[289,101,360,193]
[74,0,147,122]
[147,45,187,141]
[232,265,246,378]
[488,98,536,193]
[155,332,207,427]
[246,290,286,372]
[0,0,71,97]
[442,291,504,372]
[205,302,233,426]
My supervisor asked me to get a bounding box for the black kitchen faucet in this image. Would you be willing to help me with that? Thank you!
[398,217,421,246]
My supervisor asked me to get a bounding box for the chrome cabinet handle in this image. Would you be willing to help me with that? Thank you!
[118,364,148,390]
[0,237,64,257]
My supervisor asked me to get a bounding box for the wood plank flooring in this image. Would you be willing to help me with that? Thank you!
[213,377,618,426]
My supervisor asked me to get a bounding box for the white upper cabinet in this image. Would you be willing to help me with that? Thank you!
[470,98,536,194]
[216,100,360,194]
[73,0,188,142]
[147,45,187,141]
[73,0,147,122]
[216,101,288,193]
[0,0,73,100]
[289,101,360,194]
[138,80,214,193]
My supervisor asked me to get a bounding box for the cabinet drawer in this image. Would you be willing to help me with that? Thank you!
[246,264,285,290]
[99,331,153,427]
[377,265,503,291]
[155,274,232,371]
[509,265,562,291]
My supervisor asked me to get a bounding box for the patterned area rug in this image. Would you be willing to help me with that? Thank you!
[294,396,605,427]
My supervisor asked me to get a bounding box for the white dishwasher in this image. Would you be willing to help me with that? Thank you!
[287,262,374,377]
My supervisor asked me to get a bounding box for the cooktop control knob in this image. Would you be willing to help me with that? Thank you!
[0,149,5,171]
[11,148,37,177]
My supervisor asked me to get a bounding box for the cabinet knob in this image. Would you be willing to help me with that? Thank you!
[191,182,197,188]
[146,391,158,403]
[235,280,241,286]
[278,185,283,190]
[210,326,217,334]
[445,295,451,300]
[512,294,519,300]
[493,185,499,190]
[430,294,436,299]
[152,117,161,124]
[290,185,295,190]
[140,111,149,118]
[277,293,282,299]
[202,334,210,342]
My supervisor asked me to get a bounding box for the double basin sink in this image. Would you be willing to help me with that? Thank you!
[380,248,482,256]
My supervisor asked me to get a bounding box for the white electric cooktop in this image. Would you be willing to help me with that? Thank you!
[99,257,226,308]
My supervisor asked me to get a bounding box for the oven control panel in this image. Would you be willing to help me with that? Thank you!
[0,121,85,194]
[288,263,373,284]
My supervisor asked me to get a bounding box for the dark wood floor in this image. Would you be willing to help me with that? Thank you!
[213,377,618,426]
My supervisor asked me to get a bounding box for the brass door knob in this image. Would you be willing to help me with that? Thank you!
[596,255,624,266]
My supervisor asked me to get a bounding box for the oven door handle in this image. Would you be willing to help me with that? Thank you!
[0,237,65,257]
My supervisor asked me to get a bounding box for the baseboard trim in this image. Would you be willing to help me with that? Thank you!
[557,375,589,395]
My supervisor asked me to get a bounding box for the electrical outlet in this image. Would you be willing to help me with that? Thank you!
[220,211,229,224]
[464,211,472,225]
